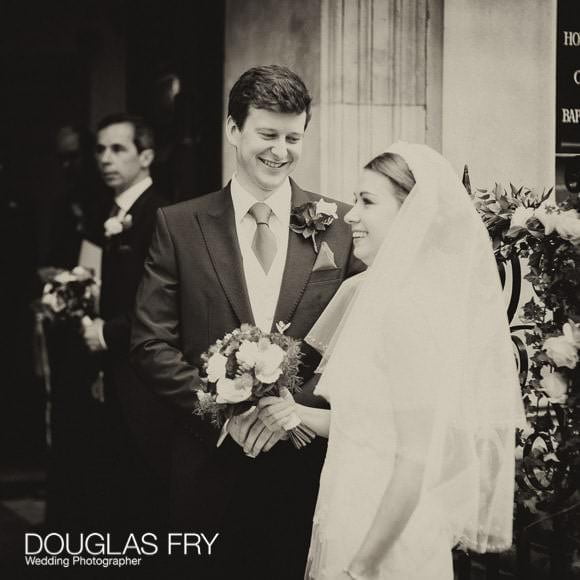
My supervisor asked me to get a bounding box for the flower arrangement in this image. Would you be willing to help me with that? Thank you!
[470,179,580,551]
[290,198,338,252]
[39,266,99,322]
[196,323,315,448]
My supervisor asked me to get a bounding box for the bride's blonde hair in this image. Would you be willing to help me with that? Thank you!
[365,152,416,204]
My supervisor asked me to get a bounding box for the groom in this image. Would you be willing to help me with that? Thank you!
[131,65,363,579]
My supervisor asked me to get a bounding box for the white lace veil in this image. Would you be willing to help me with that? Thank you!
[309,142,525,553]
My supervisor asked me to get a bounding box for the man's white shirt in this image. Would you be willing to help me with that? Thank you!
[230,173,290,333]
[114,175,152,217]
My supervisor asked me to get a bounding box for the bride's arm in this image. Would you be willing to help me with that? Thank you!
[345,404,432,579]
[257,396,331,439]
[295,403,331,438]
[346,454,425,578]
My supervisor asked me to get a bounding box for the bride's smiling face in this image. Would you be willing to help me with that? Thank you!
[344,169,403,266]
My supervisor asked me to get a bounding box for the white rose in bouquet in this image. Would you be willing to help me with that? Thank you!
[216,374,253,403]
[236,340,260,368]
[207,352,228,382]
[54,271,77,284]
[254,339,285,384]
[41,291,65,313]
[71,265,92,281]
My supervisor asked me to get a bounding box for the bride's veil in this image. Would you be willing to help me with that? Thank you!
[310,142,525,553]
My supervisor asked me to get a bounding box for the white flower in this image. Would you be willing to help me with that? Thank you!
[535,208,558,235]
[215,375,253,403]
[543,334,579,369]
[236,340,260,368]
[41,292,64,312]
[316,199,338,219]
[553,210,580,241]
[563,321,580,348]
[536,209,580,240]
[71,266,92,281]
[104,216,124,237]
[506,206,534,236]
[539,367,568,404]
[206,352,228,382]
[254,339,285,384]
[53,271,77,284]
[520,421,535,440]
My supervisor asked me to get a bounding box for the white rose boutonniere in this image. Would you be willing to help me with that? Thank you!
[104,213,133,238]
[315,199,338,219]
[290,198,338,252]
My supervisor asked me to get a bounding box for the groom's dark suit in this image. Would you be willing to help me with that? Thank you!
[131,180,363,579]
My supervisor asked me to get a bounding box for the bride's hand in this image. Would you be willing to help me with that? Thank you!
[257,395,297,431]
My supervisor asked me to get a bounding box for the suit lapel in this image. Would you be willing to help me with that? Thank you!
[272,181,318,328]
[197,185,255,326]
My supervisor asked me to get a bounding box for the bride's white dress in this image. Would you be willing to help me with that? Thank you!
[305,340,454,580]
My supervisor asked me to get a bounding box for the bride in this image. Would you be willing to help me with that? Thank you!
[258,142,525,579]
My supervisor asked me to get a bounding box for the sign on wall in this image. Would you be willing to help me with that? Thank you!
[556,0,580,199]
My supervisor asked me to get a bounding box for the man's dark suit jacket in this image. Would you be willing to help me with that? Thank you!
[97,184,169,530]
[131,180,363,578]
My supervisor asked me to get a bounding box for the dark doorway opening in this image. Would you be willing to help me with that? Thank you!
[125,0,225,201]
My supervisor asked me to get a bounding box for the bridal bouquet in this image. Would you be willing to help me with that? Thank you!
[39,266,99,322]
[196,323,315,448]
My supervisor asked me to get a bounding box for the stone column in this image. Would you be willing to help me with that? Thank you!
[320,0,440,201]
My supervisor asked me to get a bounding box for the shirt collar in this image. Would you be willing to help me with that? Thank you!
[230,174,291,225]
[115,176,152,213]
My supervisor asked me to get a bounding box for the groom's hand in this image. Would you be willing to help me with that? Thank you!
[228,408,285,457]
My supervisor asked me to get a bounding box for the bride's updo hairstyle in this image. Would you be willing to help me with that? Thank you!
[364,152,416,204]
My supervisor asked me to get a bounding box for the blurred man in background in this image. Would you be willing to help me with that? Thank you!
[83,113,169,533]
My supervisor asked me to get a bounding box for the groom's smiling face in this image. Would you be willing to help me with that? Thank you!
[227,107,306,200]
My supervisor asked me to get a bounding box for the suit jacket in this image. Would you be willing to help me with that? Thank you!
[100,184,166,358]
[97,185,171,526]
[130,180,363,571]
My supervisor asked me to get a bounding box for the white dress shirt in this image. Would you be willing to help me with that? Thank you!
[114,175,152,216]
[230,174,291,333]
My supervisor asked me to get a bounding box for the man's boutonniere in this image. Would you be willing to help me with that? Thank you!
[290,198,338,252]
[104,213,133,238]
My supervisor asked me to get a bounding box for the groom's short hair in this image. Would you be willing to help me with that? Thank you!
[228,65,312,130]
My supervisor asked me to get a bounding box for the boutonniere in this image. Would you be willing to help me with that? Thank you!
[104,213,133,238]
[290,198,338,252]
